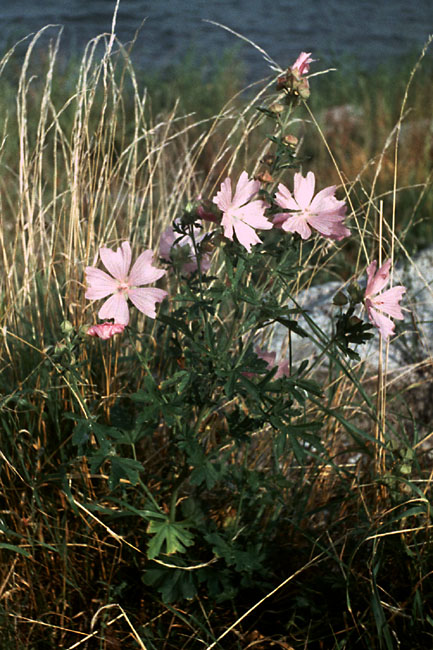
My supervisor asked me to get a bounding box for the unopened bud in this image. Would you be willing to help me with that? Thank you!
[333,291,348,306]
[348,282,363,304]
[60,320,74,336]
[276,74,288,91]
[270,102,284,114]
[262,154,275,166]
[255,170,274,183]
[284,134,299,147]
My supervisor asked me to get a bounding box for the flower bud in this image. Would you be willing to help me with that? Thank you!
[60,320,74,337]
[284,134,299,147]
[348,281,364,304]
[333,291,348,306]
[255,170,274,183]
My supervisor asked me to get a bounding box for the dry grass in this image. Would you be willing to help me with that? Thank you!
[0,20,433,649]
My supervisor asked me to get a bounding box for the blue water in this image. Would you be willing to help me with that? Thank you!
[2,0,433,74]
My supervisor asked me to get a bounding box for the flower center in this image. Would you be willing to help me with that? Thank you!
[116,280,130,295]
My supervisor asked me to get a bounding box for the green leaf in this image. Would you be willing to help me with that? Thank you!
[147,518,195,559]
[108,457,143,489]
[0,543,30,557]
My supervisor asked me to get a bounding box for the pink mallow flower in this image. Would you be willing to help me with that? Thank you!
[87,322,126,340]
[256,347,290,379]
[291,52,313,77]
[85,241,167,326]
[212,171,273,252]
[273,171,350,241]
[364,259,406,339]
[159,221,212,274]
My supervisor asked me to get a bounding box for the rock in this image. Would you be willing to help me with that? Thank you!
[268,247,433,374]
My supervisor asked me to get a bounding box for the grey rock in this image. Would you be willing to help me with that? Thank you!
[267,247,433,373]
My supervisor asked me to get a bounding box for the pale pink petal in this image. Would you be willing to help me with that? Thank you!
[273,213,289,228]
[221,213,234,241]
[326,222,351,241]
[294,171,315,209]
[159,227,176,261]
[129,249,167,286]
[275,359,290,379]
[291,52,313,75]
[85,267,118,299]
[371,286,406,319]
[87,322,126,339]
[366,302,396,339]
[214,172,271,251]
[281,214,312,239]
[309,186,345,213]
[98,293,130,325]
[232,171,260,208]
[364,260,406,338]
[128,287,168,318]
[306,213,350,240]
[275,183,300,211]
[256,347,277,369]
[200,254,212,273]
[100,242,131,281]
[237,201,272,230]
[233,220,262,252]
[212,177,232,213]
[366,259,391,296]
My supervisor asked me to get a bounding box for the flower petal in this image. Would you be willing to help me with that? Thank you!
[128,287,167,319]
[306,212,350,240]
[221,212,234,241]
[275,183,300,211]
[294,171,315,209]
[291,52,313,74]
[213,177,232,213]
[232,171,260,208]
[87,322,126,339]
[233,220,262,252]
[85,267,118,299]
[129,249,166,286]
[236,201,272,230]
[371,286,406,319]
[367,302,396,339]
[309,185,339,212]
[100,241,131,281]
[98,293,130,325]
[273,212,289,228]
[366,259,391,296]
[159,227,176,261]
[281,214,312,239]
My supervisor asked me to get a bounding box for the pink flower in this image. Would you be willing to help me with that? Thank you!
[291,52,313,77]
[364,259,406,339]
[256,347,290,379]
[159,221,212,274]
[87,322,126,340]
[85,241,167,325]
[273,171,350,241]
[212,171,273,252]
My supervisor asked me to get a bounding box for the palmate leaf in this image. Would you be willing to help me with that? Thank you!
[146,518,195,560]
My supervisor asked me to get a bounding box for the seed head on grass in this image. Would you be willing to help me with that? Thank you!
[85,241,167,325]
